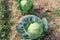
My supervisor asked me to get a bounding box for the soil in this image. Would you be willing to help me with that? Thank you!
[8,0,60,40]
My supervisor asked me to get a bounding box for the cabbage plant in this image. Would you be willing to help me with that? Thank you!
[0,0,10,40]
[15,0,34,14]
[16,15,48,40]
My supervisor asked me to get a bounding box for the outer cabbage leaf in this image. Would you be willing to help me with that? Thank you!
[15,0,21,3]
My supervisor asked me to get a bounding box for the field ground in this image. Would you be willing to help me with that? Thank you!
[7,0,60,40]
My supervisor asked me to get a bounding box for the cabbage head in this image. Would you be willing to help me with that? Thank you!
[27,22,43,39]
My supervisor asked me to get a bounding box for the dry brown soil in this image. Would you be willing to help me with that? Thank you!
[8,0,60,40]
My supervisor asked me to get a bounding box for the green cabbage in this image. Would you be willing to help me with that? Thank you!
[15,0,34,14]
[16,15,48,40]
